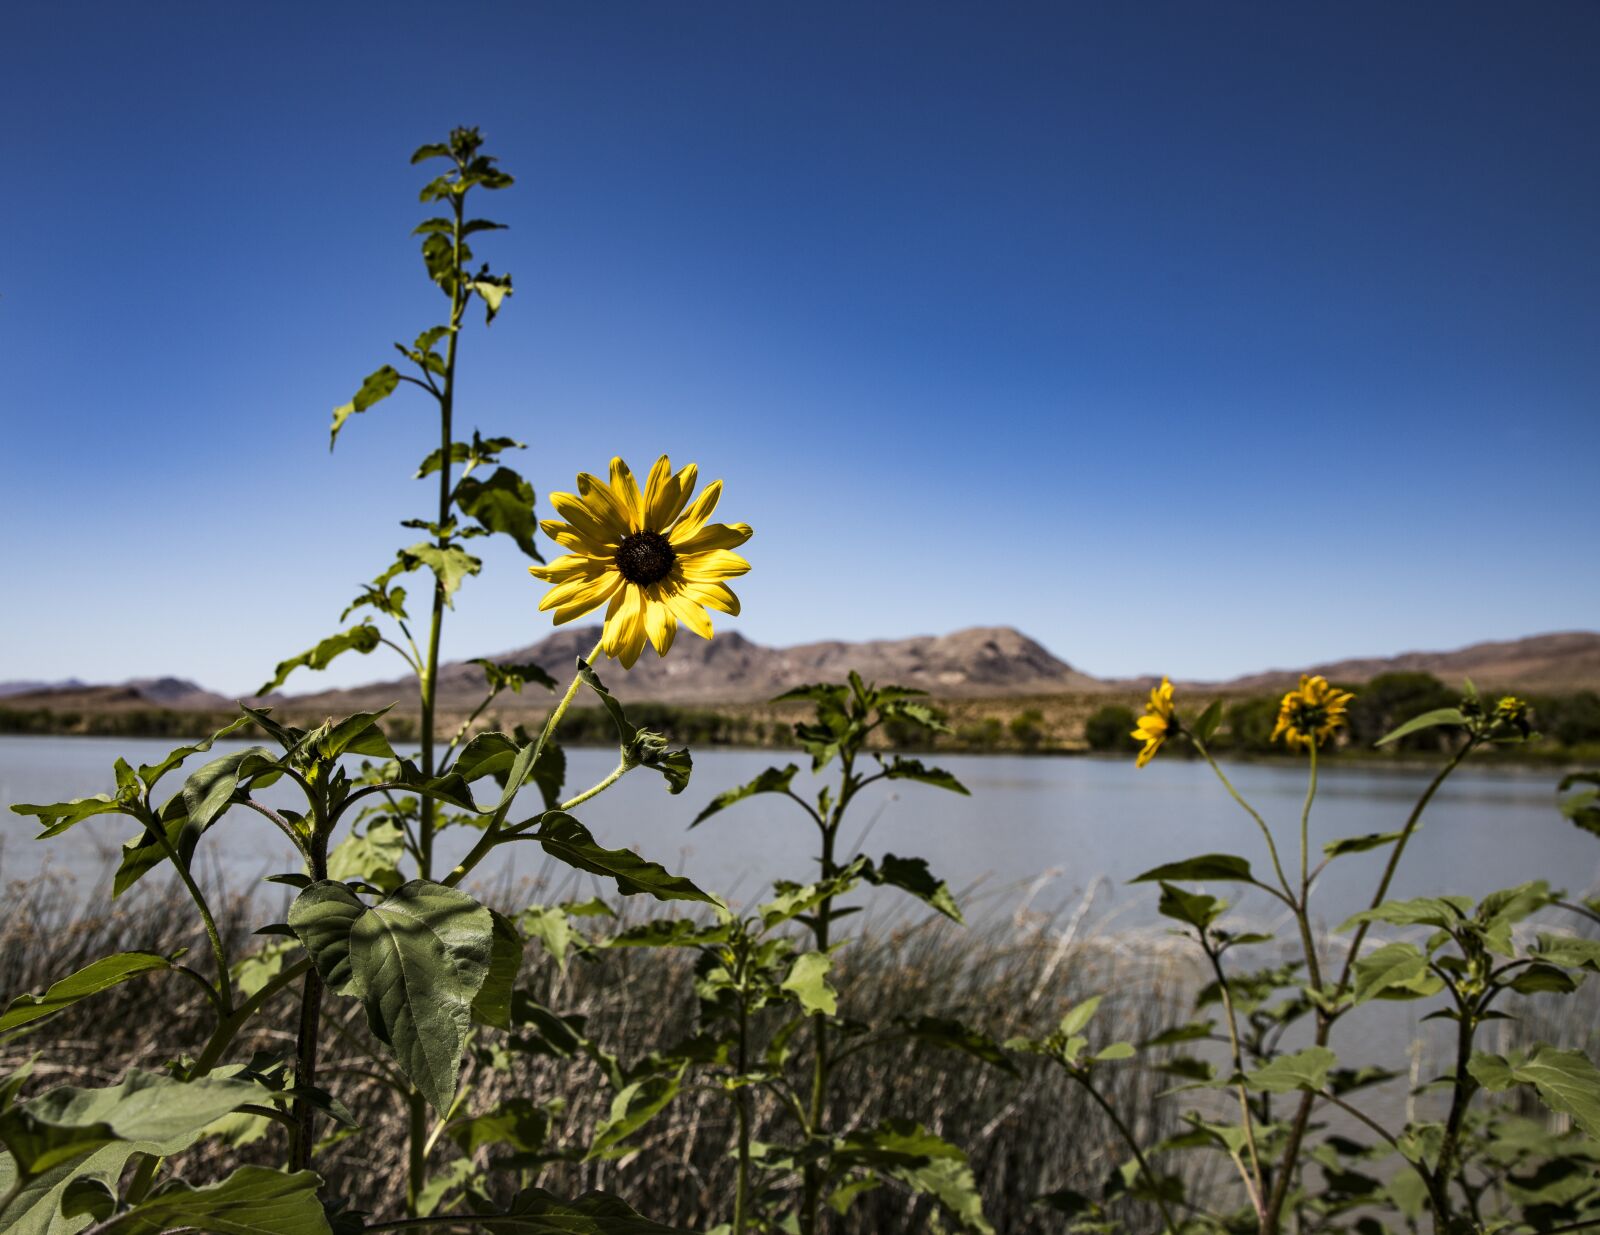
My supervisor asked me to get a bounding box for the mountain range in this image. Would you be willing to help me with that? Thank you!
[4,628,1598,715]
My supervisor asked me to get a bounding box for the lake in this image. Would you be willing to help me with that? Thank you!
[1,735,1591,931]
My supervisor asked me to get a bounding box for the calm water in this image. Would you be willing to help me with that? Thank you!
[0,735,1590,929]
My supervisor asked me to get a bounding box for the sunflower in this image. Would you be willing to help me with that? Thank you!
[1132,677,1177,768]
[1271,675,1354,751]
[528,455,752,668]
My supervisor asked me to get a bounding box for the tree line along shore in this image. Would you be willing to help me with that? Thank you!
[4,670,1598,764]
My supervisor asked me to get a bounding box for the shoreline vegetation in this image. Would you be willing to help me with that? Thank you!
[6,670,1599,767]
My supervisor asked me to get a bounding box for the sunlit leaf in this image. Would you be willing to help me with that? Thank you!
[0,953,175,1038]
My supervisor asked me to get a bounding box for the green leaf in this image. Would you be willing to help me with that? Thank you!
[782,951,837,1015]
[257,625,382,695]
[1339,895,1472,933]
[93,1166,330,1235]
[881,758,969,795]
[347,880,495,1112]
[1194,699,1224,743]
[135,714,254,789]
[456,467,542,560]
[0,953,174,1037]
[1492,1046,1600,1140]
[1508,963,1580,995]
[1058,995,1103,1038]
[10,793,128,838]
[472,659,558,695]
[471,909,525,1031]
[330,365,400,448]
[183,746,279,829]
[586,1068,685,1161]
[1533,933,1600,972]
[1246,1046,1337,1093]
[899,1016,1019,1076]
[492,1188,687,1233]
[530,812,717,903]
[287,881,367,997]
[449,1098,553,1157]
[1323,830,1406,859]
[401,542,482,608]
[1375,707,1467,748]
[833,1121,992,1235]
[470,272,513,323]
[325,820,406,894]
[600,918,730,949]
[0,1070,263,1177]
[1131,853,1256,885]
[1351,942,1444,1004]
[690,764,798,828]
[1157,881,1226,930]
[862,854,963,923]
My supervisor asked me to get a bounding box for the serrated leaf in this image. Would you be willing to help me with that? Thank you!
[0,953,174,1037]
[586,1068,684,1161]
[881,758,969,795]
[492,1188,687,1233]
[782,951,837,1015]
[1157,881,1226,930]
[257,625,382,695]
[330,365,400,447]
[401,542,482,607]
[900,1017,1019,1075]
[530,812,716,903]
[93,1166,330,1235]
[1351,942,1443,1004]
[862,853,963,923]
[690,764,798,828]
[347,880,495,1112]
[1246,1045,1337,1093]
[471,908,525,1030]
[182,747,278,829]
[456,466,541,560]
[287,881,366,996]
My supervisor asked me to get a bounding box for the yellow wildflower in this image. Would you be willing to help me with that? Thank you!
[1271,675,1355,751]
[1132,677,1177,768]
[529,455,751,669]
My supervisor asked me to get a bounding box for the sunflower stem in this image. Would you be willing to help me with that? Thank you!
[443,638,604,887]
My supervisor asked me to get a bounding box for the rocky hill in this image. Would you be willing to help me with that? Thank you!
[285,625,1104,712]
[1206,631,1600,695]
[7,630,1599,720]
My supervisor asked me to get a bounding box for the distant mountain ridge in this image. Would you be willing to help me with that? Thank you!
[6,629,1599,715]
[1202,631,1600,695]
[286,625,1105,712]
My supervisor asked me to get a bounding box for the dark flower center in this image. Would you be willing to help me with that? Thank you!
[615,530,677,585]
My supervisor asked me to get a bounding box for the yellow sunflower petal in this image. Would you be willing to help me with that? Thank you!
[678,548,752,583]
[643,588,677,655]
[658,463,699,527]
[550,490,625,548]
[672,522,753,556]
[641,456,675,528]
[538,569,622,615]
[572,473,634,537]
[668,479,723,545]
[529,553,606,583]
[552,576,624,625]
[665,591,715,639]
[609,457,644,527]
[679,580,740,616]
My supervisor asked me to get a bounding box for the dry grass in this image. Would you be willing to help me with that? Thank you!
[0,866,1220,1233]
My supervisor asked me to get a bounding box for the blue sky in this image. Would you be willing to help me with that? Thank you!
[3,3,1596,695]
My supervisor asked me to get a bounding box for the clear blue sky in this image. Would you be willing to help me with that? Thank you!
[3,3,1596,695]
